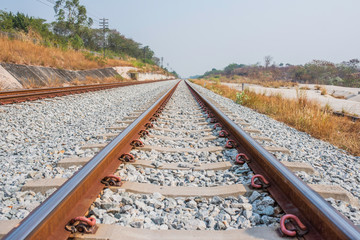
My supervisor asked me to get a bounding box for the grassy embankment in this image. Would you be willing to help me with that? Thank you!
[0,36,168,88]
[192,79,360,156]
[206,75,298,88]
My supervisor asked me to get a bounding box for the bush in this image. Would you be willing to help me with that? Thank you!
[236,91,249,104]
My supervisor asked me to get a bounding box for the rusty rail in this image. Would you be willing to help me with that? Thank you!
[186,80,360,239]
[3,81,180,240]
[0,80,171,105]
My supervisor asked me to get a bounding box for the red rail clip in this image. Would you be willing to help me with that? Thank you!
[144,122,153,129]
[119,153,135,162]
[149,117,157,122]
[213,123,223,129]
[280,214,308,237]
[209,118,217,123]
[139,130,149,137]
[130,139,144,148]
[218,130,229,137]
[251,174,270,189]
[225,139,237,148]
[65,216,96,234]
[101,175,122,186]
[235,153,250,164]
[207,113,215,118]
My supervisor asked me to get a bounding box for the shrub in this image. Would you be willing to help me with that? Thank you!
[236,91,249,104]
[320,87,327,95]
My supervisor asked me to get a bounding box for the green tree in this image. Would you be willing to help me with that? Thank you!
[53,0,93,37]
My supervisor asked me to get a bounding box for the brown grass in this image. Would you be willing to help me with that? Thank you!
[314,85,321,90]
[192,79,360,156]
[209,75,298,88]
[300,86,310,90]
[70,76,126,85]
[0,36,134,70]
[21,76,127,89]
[320,87,327,95]
[22,78,40,89]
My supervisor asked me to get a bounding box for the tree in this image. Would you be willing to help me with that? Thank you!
[53,0,93,37]
[264,55,273,68]
[224,63,239,75]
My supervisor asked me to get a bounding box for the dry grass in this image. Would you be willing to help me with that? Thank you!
[192,79,360,156]
[320,87,327,95]
[21,76,127,89]
[0,36,133,70]
[210,75,298,88]
[314,85,321,90]
[71,76,126,86]
[22,78,40,89]
[299,86,310,90]
[330,93,346,99]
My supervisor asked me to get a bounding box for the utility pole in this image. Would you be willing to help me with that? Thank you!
[161,57,163,68]
[99,18,109,58]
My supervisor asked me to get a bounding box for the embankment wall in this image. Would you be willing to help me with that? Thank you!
[0,63,174,89]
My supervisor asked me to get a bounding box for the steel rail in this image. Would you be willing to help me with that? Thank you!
[3,80,180,240]
[185,81,360,240]
[0,80,170,104]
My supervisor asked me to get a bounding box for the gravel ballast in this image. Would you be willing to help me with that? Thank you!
[2,78,358,231]
[89,81,282,230]
[0,80,175,220]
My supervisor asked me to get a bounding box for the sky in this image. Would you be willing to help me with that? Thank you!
[2,0,360,77]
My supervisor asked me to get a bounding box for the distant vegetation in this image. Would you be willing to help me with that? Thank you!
[0,0,177,76]
[199,56,360,88]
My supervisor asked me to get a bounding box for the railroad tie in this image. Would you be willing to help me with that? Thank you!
[0,220,21,238]
[57,156,317,174]
[111,182,250,197]
[146,134,216,141]
[123,116,139,120]
[70,225,283,240]
[57,157,92,168]
[252,136,274,142]
[96,133,119,139]
[116,120,134,124]
[158,116,207,121]
[243,128,262,134]
[106,125,127,130]
[156,121,208,126]
[80,143,107,150]
[80,141,290,154]
[137,145,224,153]
[152,126,213,133]
[131,160,232,171]
[22,178,357,206]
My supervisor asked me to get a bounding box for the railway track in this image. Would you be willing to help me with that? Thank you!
[0,80,166,105]
[3,80,360,239]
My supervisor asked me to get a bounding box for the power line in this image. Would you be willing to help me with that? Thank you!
[86,5,102,20]
[34,0,54,8]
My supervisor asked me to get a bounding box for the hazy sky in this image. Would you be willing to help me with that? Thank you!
[2,0,360,77]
